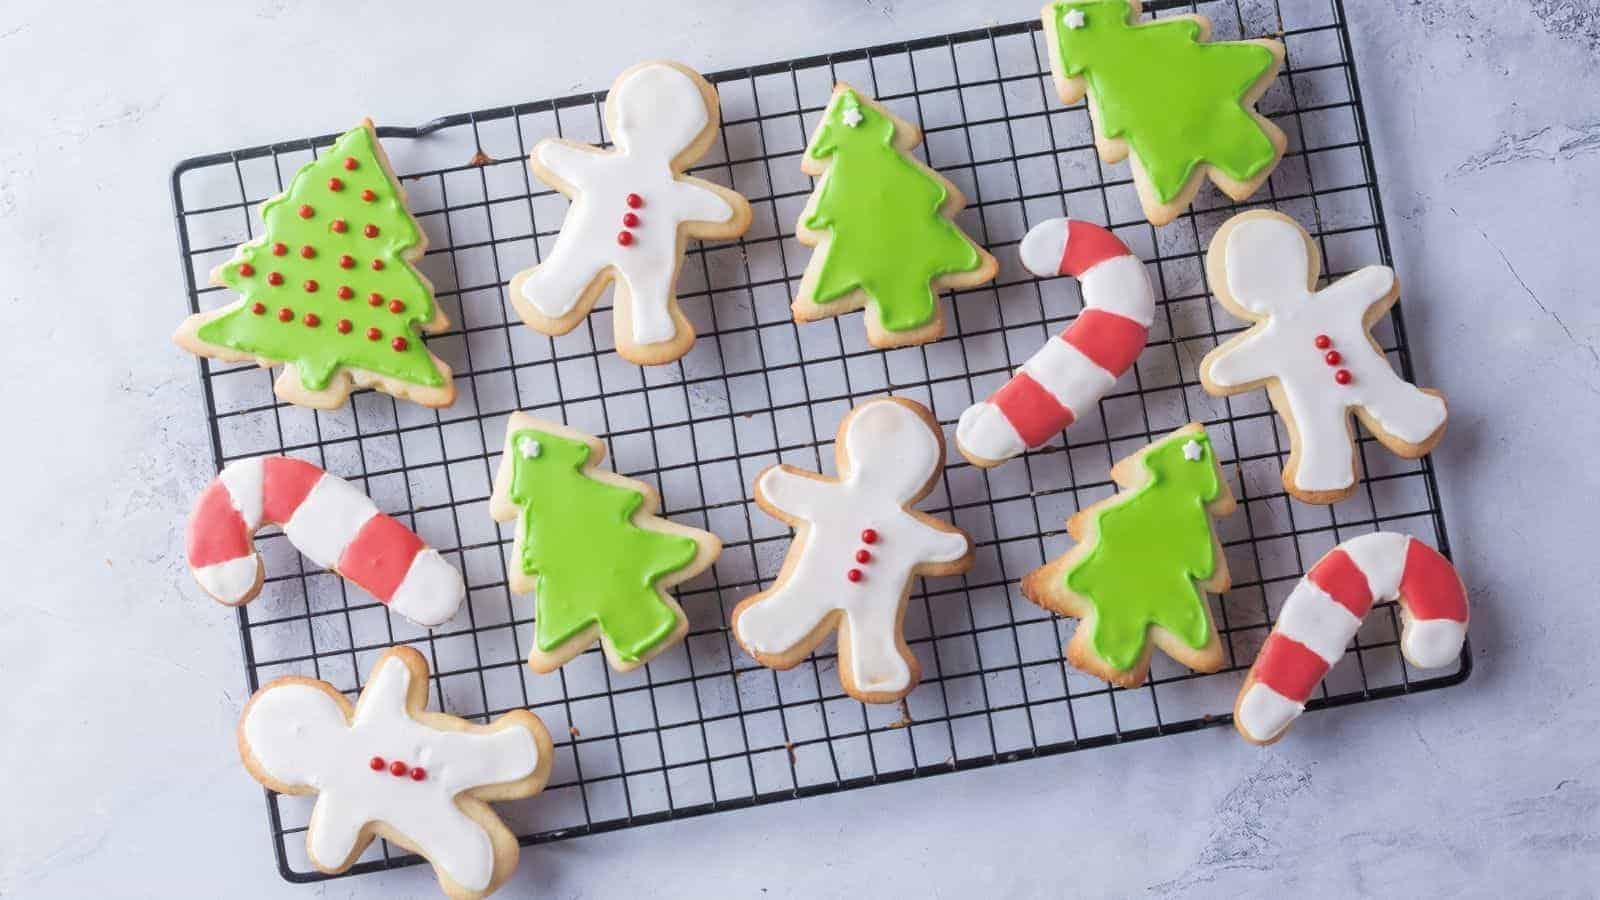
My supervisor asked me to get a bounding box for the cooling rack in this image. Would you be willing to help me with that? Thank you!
[171,0,1466,882]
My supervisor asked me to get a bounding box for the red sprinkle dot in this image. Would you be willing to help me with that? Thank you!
[367,327,382,341]
[271,242,288,256]
[337,319,352,334]
[617,230,634,246]
[250,302,266,315]
[846,568,863,583]
[361,188,377,202]
[363,224,379,238]
[371,259,385,271]
[303,279,319,293]
[368,292,384,306]
[267,272,284,286]
[339,254,355,269]
[303,312,320,327]
[277,307,293,322]
[389,760,408,777]
[409,767,426,782]
[626,193,643,208]
[331,219,348,234]
[300,245,316,259]
[1334,369,1353,385]
[388,299,406,314]
[328,177,344,192]
[238,262,255,277]
[861,528,878,545]
[344,157,359,171]
[622,212,640,227]
[1314,334,1331,350]
[391,336,409,352]
[856,549,872,563]
[337,286,354,300]
[369,756,385,771]
[298,204,314,219]
[1324,350,1342,365]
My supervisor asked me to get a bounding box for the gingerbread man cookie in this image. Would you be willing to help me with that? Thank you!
[509,60,752,366]
[238,647,554,898]
[731,398,973,703]
[1199,210,1448,504]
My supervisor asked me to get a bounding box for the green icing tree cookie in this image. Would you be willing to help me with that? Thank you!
[1021,423,1235,687]
[792,85,997,348]
[1044,0,1286,225]
[175,119,454,409]
[489,414,720,673]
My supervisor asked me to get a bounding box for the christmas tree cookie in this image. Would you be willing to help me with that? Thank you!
[792,85,998,348]
[1021,423,1235,687]
[489,414,721,672]
[175,120,454,409]
[1043,0,1286,225]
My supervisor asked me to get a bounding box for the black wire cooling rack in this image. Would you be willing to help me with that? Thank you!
[172,0,1467,884]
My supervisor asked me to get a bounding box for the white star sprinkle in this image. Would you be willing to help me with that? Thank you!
[841,106,864,128]
[1182,439,1204,462]
[517,436,542,459]
[1063,8,1086,29]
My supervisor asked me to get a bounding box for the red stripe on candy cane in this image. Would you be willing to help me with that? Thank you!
[1306,549,1374,618]
[1062,308,1149,375]
[990,370,1074,447]
[1252,633,1330,702]
[1059,218,1131,276]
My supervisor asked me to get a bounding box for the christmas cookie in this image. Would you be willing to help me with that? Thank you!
[1235,532,1468,744]
[186,455,465,628]
[489,414,721,672]
[791,85,999,348]
[175,120,455,409]
[509,60,752,366]
[1199,210,1448,504]
[957,218,1155,467]
[731,398,973,703]
[1020,423,1234,687]
[1042,0,1286,225]
[238,646,553,898]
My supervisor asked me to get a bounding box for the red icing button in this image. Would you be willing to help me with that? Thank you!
[361,189,377,202]
[344,157,359,171]
[622,212,640,227]
[300,245,316,259]
[303,279,319,293]
[389,760,408,777]
[1324,350,1342,365]
[391,336,409,352]
[1334,369,1353,385]
[277,307,293,322]
[861,528,878,544]
[409,767,426,782]
[368,292,384,306]
[371,259,386,271]
[328,177,344,192]
[856,549,871,563]
[298,204,314,219]
[846,568,863,583]
[250,302,266,315]
[271,242,288,256]
[331,219,348,234]
[267,272,284,286]
[388,299,406,314]
[238,262,255,276]
[626,193,643,208]
[339,254,355,269]
[369,756,385,771]
[337,318,352,333]
[367,326,382,341]
[303,312,320,327]
[1314,334,1331,350]
[617,231,634,246]
[364,224,379,238]
[337,286,354,300]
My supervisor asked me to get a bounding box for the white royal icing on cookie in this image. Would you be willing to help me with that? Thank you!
[736,400,970,694]
[241,658,539,892]
[520,63,737,346]
[1205,215,1446,493]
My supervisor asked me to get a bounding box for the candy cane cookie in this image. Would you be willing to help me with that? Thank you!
[1234,532,1468,745]
[956,218,1154,467]
[186,456,465,628]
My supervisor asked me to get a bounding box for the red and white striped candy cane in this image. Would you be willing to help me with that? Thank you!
[1234,532,1469,745]
[185,456,465,628]
[956,218,1155,467]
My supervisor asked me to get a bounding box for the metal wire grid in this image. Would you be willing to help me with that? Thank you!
[172,0,1466,884]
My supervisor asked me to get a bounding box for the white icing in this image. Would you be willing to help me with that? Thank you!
[1018,217,1068,277]
[1081,254,1157,326]
[241,659,539,892]
[953,403,1026,464]
[1021,335,1117,413]
[219,456,265,530]
[282,475,379,570]
[1236,683,1302,743]
[1273,580,1360,664]
[736,400,969,695]
[1207,216,1446,493]
[520,63,737,346]
[194,556,260,605]
[1340,531,1410,598]
[388,550,468,628]
[1062,8,1087,29]
[1401,617,1467,669]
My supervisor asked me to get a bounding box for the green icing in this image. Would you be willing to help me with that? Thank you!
[507,429,699,662]
[1064,430,1221,671]
[197,124,444,391]
[1050,0,1278,203]
[802,88,984,332]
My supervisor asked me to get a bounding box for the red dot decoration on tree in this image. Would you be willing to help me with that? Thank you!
[339,254,355,269]
[364,224,379,238]
[344,157,359,171]
[337,319,352,334]
[388,299,406,314]
[1314,334,1331,350]
[332,219,348,234]
[1324,350,1342,366]
[626,193,643,208]
[617,231,634,246]
[846,568,863,583]
[303,312,320,327]
[368,292,384,306]
[271,242,288,256]
[389,760,408,777]
[391,336,409,352]
[238,263,255,277]
[303,279,319,293]
[267,272,284,286]
[367,327,382,341]
[361,189,377,202]
[861,529,878,544]
[300,245,316,259]
[277,307,293,322]
[1334,369,1353,385]
[409,767,426,782]
[250,302,266,315]
[337,286,354,300]
[371,259,385,271]
[328,177,344,192]
[298,204,314,219]
[369,756,385,771]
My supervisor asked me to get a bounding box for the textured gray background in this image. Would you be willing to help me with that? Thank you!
[2,0,1597,896]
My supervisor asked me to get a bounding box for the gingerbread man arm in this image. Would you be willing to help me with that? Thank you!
[1321,264,1397,318]
[534,138,608,186]
[668,177,739,226]
[756,465,831,520]
[905,512,970,565]
[1204,329,1278,389]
